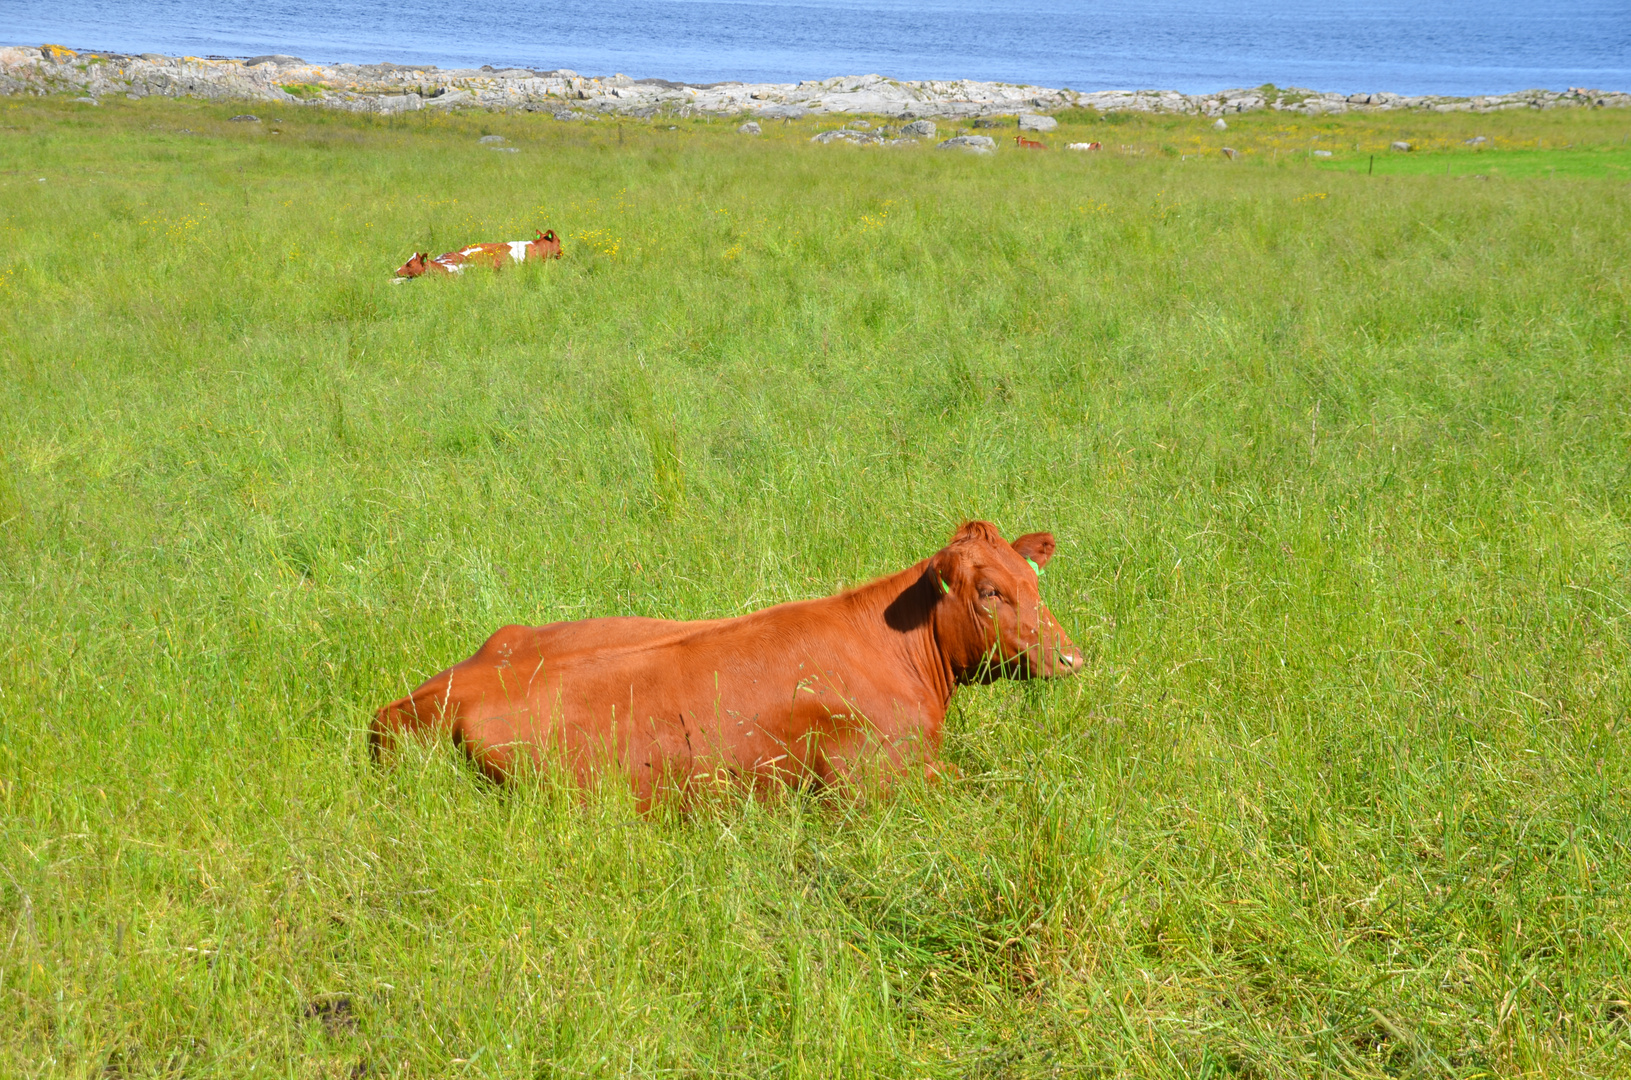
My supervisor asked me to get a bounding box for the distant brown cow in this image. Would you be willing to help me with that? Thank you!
[394,229,562,279]
[372,522,1083,805]
[1015,135,1047,150]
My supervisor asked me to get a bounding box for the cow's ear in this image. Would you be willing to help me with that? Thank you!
[927,544,966,598]
[1010,532,1056,569]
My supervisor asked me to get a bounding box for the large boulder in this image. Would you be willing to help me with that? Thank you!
[938,134,995,153]
[374,93,422,114]
[737,121,761,135]
[902,119,936,137]
[1018,114,1057,131]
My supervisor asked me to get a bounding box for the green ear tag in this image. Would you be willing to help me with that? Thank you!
[1025,557,1043,578]
[939,578,951,594]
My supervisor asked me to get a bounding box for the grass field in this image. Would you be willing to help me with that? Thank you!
[2,94,1630,1078]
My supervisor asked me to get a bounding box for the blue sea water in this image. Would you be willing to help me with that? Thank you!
[6,1,1628,95]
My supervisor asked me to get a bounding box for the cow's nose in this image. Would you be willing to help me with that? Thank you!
[1054,647,1084,674]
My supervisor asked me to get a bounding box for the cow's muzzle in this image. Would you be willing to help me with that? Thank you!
[1035,642,1084,677]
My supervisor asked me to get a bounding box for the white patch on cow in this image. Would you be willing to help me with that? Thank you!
[460,247,481,257]
[507,240,528,263]
[446,262,466,274]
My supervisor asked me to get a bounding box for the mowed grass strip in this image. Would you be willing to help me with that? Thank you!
[1,95,1629,1078]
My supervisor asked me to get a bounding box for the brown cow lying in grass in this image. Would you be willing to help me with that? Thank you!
[394,228,561,279]
[372,522,1083,805]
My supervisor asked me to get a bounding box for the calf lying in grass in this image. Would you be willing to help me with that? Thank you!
[394,228,562,279]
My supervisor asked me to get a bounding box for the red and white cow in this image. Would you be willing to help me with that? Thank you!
[394,229,562,279]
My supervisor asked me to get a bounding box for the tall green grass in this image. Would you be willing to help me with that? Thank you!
[2,95,1629,1077]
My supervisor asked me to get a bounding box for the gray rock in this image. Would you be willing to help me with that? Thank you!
[424,89,471,108]
[493,68,533,79]
[847,119,871,130]
[757,104,808,119]
[1465,135,1488,145]
[1213,118,1227,129]
[938,134,996,153]
[1018,113,1057,131]
[72,96,99,105]
[972,118,1003,128]
[1312,149,1332,157]
[245,55,303,67]
[813,128,894,145]
[139,53,167,62]
[737,121,761,135]
[374,94,422,114]
[1391,140,1412,151]
[490,146,519,152]
[478,134,506,144]
[228,114,260,122]
[902,119,936,137]
[1221,146,1239,159]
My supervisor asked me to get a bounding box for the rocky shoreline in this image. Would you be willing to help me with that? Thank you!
[3,44,1627,120]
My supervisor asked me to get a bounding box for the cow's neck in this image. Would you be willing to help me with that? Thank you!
[845,563,960,712]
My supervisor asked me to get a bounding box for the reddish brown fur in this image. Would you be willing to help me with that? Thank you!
[1015,135,1047,150]
[372,523,1083,806]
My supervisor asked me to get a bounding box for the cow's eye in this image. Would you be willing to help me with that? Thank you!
[978,585,1001,601]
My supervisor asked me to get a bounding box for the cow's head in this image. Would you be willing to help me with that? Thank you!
[926,521,1083,682]
[394,251,429,278]
[531,229,563,259]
